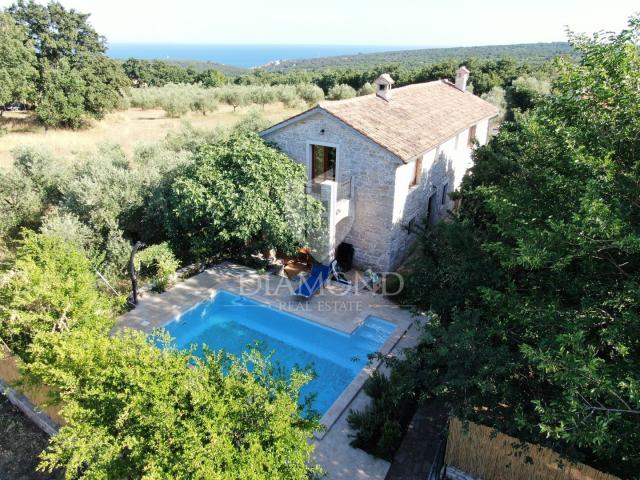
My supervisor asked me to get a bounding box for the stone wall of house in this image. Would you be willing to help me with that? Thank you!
[263,113,492,272]
[262,110,402,271]
[387,118,491,269]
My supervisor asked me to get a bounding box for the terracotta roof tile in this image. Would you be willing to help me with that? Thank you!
[319,80,498,161]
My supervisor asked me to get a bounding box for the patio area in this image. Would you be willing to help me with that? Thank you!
[118,261,419,480]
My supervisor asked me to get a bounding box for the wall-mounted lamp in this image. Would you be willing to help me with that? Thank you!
[320,129,325,135]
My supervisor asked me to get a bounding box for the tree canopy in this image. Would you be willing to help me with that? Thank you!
[0,12,36,111]
[164,133,323,260]
[4,0,128,127]
[0,231,114,361]
[26,329,320,479]
[355,16,640,477]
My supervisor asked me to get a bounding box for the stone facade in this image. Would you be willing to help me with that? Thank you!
[262,109,490,272]
[388,119,490,268]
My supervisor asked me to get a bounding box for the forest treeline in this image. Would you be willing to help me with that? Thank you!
[2,0,566,128]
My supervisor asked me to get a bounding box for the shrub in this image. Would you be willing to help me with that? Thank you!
[12,146,64,202]
[136,242,180,292]
[164,133,323,261]
[40,210,101,261]
[249,85,277,109]
[0,231,115,362]
[327,84,356,100]
[28,330,321,479]
[347,364,419,460]
[218,86,249,112]
[160,92,191,117]
[275,85,302,108]
[0,170,46,239]
[296,83,324,105]
[233,108,271,134]
[357,82,375,96]
[192,90,218,115]
[481,86,507,122]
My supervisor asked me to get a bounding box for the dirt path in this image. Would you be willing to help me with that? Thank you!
[0,394,61,480]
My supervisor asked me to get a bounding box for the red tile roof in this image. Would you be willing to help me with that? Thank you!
[319,80,498,161]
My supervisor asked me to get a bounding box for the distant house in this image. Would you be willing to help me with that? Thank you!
[260,67,498,272]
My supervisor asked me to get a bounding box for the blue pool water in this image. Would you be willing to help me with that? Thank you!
[163,291,395,415]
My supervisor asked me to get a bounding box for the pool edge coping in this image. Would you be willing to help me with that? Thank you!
[314,318,412,440]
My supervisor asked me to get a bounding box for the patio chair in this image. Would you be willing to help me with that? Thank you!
[293,262,332,298]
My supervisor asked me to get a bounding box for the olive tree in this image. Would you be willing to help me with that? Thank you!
[327,84,356,100]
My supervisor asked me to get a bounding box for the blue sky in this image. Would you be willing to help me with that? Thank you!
[1,0,637,45]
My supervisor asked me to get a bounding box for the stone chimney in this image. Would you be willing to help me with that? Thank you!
[375,74,395,101]
[455,66,470,92]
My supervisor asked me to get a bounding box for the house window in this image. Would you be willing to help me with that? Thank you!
[441,183,448,204]
[467,125,477,147]
[410,157,422,188]
[311,144,336,185]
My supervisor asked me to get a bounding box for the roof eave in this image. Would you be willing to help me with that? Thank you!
[259,106,322,137]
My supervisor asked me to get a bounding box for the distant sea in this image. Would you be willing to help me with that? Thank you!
[106,44,426,69]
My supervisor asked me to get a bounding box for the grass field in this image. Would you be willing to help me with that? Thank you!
[0,103,303,168]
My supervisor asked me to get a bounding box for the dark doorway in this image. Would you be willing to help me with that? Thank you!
[426,192,437,225]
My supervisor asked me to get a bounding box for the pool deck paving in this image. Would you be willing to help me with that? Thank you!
[118,262,421,480]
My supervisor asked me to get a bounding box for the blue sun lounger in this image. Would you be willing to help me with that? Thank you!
[294,262,332,298]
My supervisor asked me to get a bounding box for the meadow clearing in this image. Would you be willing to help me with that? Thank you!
[0,103,302,168]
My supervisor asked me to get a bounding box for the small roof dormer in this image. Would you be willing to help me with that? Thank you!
[375,74,395,101]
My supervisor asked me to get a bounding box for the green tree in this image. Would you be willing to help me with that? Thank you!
[219,86,249,112]
[28,329,320,479]
[327,83,356,100]
[165,133,322,260]
[135,242,180,292]
[250,85,276,109]
[505,75,551,120]
[36,58,86,129]
[356,17,640,477]
[192,90,218,115]
[159,91,190,118]
[0,12,37,112]
[7,0,129,127]
[295,83,324,105]
[198,68,226,88]
[357,82,375,96]
[0,231,114,361]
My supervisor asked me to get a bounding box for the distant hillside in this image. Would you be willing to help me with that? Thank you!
[263,42,575,71]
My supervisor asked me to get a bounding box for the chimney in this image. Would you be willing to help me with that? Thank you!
[455,66,470,92]
[375,74,395,101]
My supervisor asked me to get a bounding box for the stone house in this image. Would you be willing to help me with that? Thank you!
[260,67,498,272]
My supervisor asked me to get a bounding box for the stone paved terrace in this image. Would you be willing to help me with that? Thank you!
[118,262,420,480]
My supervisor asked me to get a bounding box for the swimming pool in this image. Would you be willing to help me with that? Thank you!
[163,290,396,415]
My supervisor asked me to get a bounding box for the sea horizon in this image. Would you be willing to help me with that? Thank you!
[106,43,435,69]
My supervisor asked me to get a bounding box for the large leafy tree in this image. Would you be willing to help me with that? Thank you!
[6,0,129,127]
[380,17,640,477]
[0,231,114,361]
[165,133,323,260]
[27,329,320,479]
[0,12,37,112]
